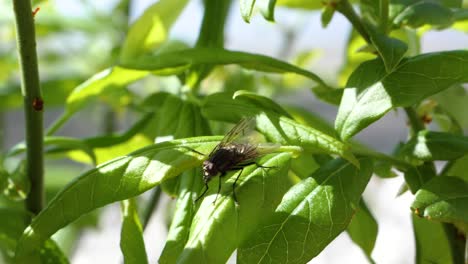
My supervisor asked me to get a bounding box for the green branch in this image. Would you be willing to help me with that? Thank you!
[380,0,389,32]
[404,107,425,134]
[351,145,412,171]
[0,113,4,151]
[336,0,371,44]
[13,0,44,215]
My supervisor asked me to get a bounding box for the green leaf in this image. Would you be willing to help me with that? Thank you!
[412,176,468,232]
[237,157,373,264]
[177,153,292,263]
[39,240,69,264]
[152,94,210,259]
[275,0,323,9]
[311,85,344,105]
[0,168,7,193]
[147,94,211,141]
[258,0,277,21]
[346,200,378,261]
[240,0,256,22]
[433,85,468,130]
[447,155,468,181]
[432,106,464,135]
[0,209,68,264]
[453,19,468,32]
[374,160,398,178]
[441,0,462,8]
[49,67,148,133]
[159,170,201,263]
[335,51,468,140]
[339,27,421,86]
[338,29,376,86]
[283,50,320,89]
[392,1,454,28]
[55,110,155,165]
[77,135,152,165]
[401,130,468,163]
[66,67,147,114]
[321,4,336,28]
[290,153,320,179]
[2,161,29,202]
[404,162,436,194]
[122,48,329,89]
[0,209,31,260]
[365,23,408,72]
[63,113,155,165]
[202,92,359,166]
[285,106,336,137]
[120,0,189,63]
[120,199,148,264]
[150,94,211,196]
[157,95,210,262]
[84,112,155,149]
[15,137,220,260]
[233,90,292,118]
[160,177,179,198]
[6,136,96,165]
[412,215,456,264]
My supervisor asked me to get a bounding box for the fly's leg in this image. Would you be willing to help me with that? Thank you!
[230,162,277,204]
[232,168,244,205]
[178,146,206,157]
[195,183,209,203]
[239,161,277,170]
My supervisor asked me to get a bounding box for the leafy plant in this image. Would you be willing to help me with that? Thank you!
[1,0,467,263]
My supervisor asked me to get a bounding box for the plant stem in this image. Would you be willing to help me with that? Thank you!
[13,0,44,214]
[103,106,117,135]
[351,145,411,170]
[142,187,162,230]
[0,113,4,151]
[46,113,69,136]
[336,0,371,44]
[188,0,232,91]
[379,0,389,32]
[404,107,425,134]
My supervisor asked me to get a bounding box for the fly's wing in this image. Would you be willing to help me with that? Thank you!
[208,117,256,157]
[256,142,281,155]
[226,142,282,166]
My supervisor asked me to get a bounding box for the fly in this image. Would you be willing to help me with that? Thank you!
[193,117,277,204]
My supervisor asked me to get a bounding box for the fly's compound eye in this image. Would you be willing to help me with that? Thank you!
[202,161,211,171]
[202,161,215,178]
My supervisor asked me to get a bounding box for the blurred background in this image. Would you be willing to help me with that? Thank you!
[1,0,467,263]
